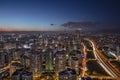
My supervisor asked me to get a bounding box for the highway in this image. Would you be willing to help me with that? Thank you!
[0,60,21,70]
[81,43,87,77]
[85,38,120,78]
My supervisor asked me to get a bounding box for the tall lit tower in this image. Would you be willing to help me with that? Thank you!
[55,50,66,73]
[30,50,42,74]
[45,48,54,71]
[0,35,3,42]
[74,28,82,46]
[117,46,120,60]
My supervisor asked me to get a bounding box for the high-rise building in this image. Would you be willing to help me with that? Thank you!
[59,68,77,80]
[0,35,3,42]
[0,42,4,49]
[0,50,9,68]
[69,50,82,74]
[69,56,79,74]
[21,55,30,69]
[45,48,54,71]
[11,69,33,80]
[30,50,42,74]
[55,50,66,73]
[13,49,24,60]
[117,46,120,60]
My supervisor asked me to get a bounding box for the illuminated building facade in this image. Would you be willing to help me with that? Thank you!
[45,48,54,71]
[30,50,42,74]
[59,68,77,80]
[55,50,66,73]
[11,69,33,80]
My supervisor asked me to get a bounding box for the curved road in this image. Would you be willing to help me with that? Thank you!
[85,38,120,78]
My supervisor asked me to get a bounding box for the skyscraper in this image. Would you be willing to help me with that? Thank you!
[11,69,33,80]
[30,50,42,74]
[55,50,66,73]
[59,68,77,80]
[0,50,8,68]
[45,48,54,71]
[117,46,120,60]
[21,55,30,69]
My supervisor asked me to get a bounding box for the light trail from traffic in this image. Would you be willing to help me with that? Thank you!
[81,43,87,77]
[84,38,120,78]
[0,60,21,71]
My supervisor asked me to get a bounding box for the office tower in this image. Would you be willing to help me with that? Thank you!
[21,55,30,69]
[70,56,79,74]
[55,50,66,73]
[0,42,4,49]
[0,35,3,42]
[11,69,33,80]
[69,50,82,74]
[0,50,8,68]
[30,50,42,74]
[59,68,77,80]
[45,48,54,71]
[13,49,24,60]
[117,46,120,60]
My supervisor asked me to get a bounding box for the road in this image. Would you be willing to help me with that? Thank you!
[81,43,87,77]
[0,60,21,70]
[85,38,120,78]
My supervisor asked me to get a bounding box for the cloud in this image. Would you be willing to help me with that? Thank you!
[61,21,97,30]
[61,21,120,33]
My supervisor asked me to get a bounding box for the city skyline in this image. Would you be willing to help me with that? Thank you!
[0,32,120,80]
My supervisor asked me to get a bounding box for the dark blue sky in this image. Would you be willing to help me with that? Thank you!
[0,0,120,31]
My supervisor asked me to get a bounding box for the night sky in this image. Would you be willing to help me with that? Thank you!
[0,0,120,32]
